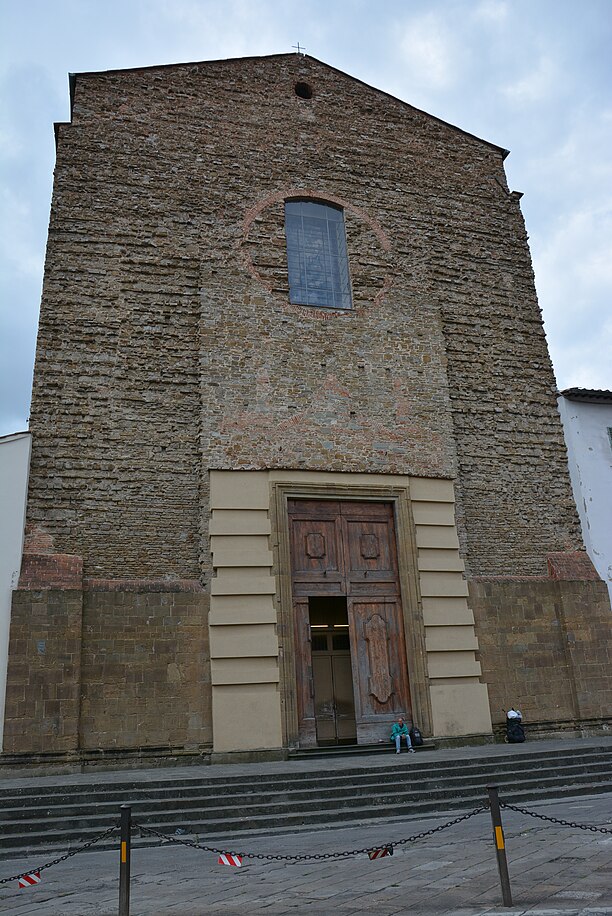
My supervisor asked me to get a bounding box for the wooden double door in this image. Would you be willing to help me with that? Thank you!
[289,499,412,746]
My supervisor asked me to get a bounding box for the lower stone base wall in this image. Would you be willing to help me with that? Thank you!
[3,588,83,753]
[470,578,612,730]
[491,716,612,742]
[2,581,213,755]
[6,561,610,759]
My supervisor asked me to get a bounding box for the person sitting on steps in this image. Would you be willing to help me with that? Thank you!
[390,716,415,754]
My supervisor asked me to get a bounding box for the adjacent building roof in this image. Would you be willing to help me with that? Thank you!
[560,388,612,403]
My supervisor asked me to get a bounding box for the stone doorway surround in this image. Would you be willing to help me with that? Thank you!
[288,499,413,747]
[208,470,492,757]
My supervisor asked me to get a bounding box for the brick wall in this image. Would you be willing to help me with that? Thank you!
[26,53,581,579]
[80,582,211,750]
[3,582,212,755]
[3,589,83,753]
[470,577,612,729]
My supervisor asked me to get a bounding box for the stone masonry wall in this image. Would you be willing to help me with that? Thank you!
[26,54,582,580]
[437,197,581,575]
[3,588,83,753]
[470,578,612,729]
[28,192,202,578]
[3,582,212,754]
[79,582,211,750]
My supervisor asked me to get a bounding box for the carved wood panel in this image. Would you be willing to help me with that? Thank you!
[292,597,316,746]
[288,500,344,595]
[288,499,399,596]
[349,597,412,733]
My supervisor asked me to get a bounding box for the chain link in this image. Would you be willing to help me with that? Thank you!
[393,806,489,847]
[133,806,488,863]
[500,801,612,835]
[0,823,120,887]
[4,797,609,888]
[3,798,609,887]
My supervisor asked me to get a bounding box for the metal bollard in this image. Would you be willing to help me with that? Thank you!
[119,804,132,916]
[487,786,513,907]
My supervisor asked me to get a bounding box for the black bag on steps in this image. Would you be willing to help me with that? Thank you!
[409,725,424,747]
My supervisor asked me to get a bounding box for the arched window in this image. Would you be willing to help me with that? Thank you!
[284,200,352,310]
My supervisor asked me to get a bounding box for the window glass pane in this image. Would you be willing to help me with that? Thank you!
[311,634,328,652]
[284,201,352,309]
[332,634,350,651]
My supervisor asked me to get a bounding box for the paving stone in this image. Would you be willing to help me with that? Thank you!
[1,792,611,914]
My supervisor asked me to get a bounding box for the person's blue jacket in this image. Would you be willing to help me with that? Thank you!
[390,722,409,740]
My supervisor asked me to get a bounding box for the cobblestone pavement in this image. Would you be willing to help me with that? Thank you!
[1,794,611,915]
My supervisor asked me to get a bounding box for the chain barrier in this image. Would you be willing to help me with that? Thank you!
[3,798,609,889]
[0,823,120,887]
[500,801,612,835]
[133,805,488,862]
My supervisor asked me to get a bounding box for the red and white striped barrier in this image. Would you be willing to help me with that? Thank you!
[18,871,41,889]
[367,846,394,860]
[218,853,243,867]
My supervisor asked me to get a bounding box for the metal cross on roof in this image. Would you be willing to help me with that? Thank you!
[292,42,306,55]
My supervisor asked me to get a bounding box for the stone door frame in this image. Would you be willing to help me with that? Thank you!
[271,477,432,748]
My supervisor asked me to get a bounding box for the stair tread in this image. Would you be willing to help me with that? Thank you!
[2,743,611,857]
[1,747,610,799]
[2,780,611,855]
[1,772,610,830]
[2,762,611,816]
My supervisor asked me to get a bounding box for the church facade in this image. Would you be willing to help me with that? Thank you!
[3,54,611,765]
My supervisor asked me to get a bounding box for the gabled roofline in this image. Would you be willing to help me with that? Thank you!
[65,52,510,159]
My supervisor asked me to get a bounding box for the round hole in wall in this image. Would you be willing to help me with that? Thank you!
[295,81,313,100]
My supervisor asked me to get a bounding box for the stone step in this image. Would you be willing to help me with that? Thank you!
[1,777,610,856]
[1,744,610,856]
[287,740,437,759]
[0,742,605,800]
[2,757,611,824]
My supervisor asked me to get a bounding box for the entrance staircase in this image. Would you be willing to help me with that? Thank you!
[1,740,611,856]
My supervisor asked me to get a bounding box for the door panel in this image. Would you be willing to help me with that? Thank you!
[312,655,336,744]
[349,597,411,742]
[311,645,357,745]
[332,655,357,741]
[344,505,399,596]
[289,501,344,596]
[292,599,317,746]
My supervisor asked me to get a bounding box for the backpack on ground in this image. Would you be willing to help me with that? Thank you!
[505,708,525,743]
[506,717,525,743]
[409,725,424,746]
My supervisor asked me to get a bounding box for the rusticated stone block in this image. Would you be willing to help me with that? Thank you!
[470,578,612,728]
[78,584,212,751]
[3,589,83,753]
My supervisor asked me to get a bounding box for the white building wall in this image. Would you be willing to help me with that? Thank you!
[0,432,31,751]
[558,395,612,604]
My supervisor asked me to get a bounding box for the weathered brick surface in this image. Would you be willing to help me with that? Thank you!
[547,551,601,580]
[3,590,83,753]
[470,578,612,727]
[18,552,83,590]
[25,54,581,579]
[3,583,212,754]
[79,584,211,750]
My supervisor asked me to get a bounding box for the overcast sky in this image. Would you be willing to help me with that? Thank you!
[1,0,610,437]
